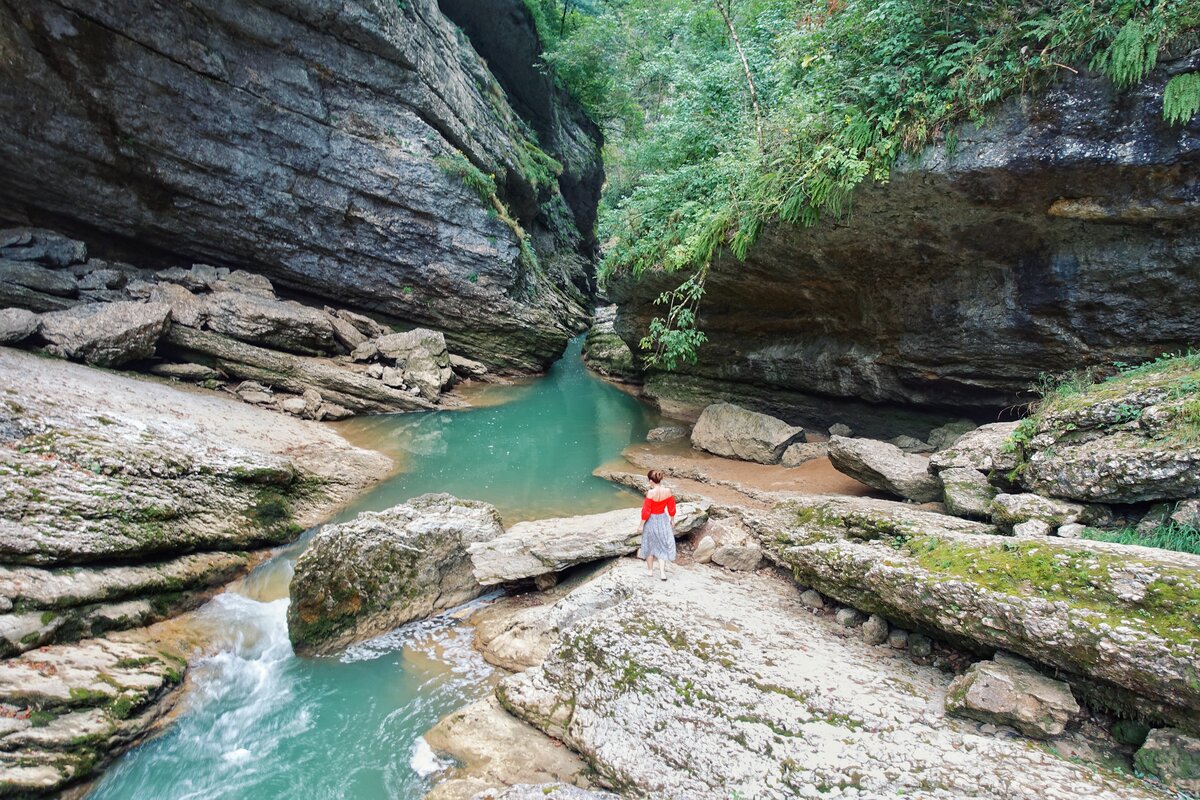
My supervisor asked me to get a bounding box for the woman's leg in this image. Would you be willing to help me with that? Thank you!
[645,555,655,573]
[658,558,667,579]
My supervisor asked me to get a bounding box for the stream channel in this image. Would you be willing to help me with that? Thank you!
[88,337,660,799]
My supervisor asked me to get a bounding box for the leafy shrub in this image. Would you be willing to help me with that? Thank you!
[538,0,1200,367]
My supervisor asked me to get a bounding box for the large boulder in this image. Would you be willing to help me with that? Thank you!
[753,494,1200,731]
[1134,728,1200,795]
[945,655,1080,738]
[376,328,454,401]
[38,301,170,367]
[927,420,977,450]
[0,227,87,267]
[287,494,504,655]
[1024,432,1200,504]
[690,402,805,464]
[468,503,709,586]
[827,435,941,502]
[928,422,1021,474]
[201,291,338,356]
[988,493,1100,528]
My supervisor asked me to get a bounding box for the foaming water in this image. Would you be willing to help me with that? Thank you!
[89,339,658,799]
[89,587,497,800]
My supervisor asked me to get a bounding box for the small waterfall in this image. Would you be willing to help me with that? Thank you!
[89,583,497,800]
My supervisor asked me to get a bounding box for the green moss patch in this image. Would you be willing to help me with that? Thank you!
[900,536,1200,645]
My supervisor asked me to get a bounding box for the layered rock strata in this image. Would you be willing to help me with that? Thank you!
[0,347,390,794]
[0,228,474,416]
[608,55,1200,430]
[0,0,601,371]
[749,494,1200,731]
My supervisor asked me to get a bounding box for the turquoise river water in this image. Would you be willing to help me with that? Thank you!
[88,338,659,800]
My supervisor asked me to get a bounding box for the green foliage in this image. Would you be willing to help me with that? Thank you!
[639,268,709,369]
[433,153,497,206]
[1007,350,1200,464]
[1083,519,1200,556]
[1163,71,1200,125]
[537,0,1199,367]
[1091,19,1160,88]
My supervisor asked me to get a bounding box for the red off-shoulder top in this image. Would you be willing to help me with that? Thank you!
[641,495,676,520]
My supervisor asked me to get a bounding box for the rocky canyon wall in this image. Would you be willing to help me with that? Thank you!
[609,53,1200,430]
[0,0,602,371]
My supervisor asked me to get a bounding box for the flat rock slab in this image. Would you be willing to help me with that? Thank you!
[468,503,709,586]
[498,560,1166,799]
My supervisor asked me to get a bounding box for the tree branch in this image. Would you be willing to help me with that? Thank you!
[712,0,764,149]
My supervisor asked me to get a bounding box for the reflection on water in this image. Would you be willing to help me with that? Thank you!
[89,337,660,798]
[334,336,661,523]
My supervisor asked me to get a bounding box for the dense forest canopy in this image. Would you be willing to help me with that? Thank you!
[524,0,1200,367]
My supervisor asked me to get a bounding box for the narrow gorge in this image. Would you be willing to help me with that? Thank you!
[0,0,1198,799]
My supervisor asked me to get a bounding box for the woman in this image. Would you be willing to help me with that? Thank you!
[636,469,676,580]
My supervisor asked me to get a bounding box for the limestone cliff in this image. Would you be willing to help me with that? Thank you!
[0,0,602,372]
[609,53,1200,429]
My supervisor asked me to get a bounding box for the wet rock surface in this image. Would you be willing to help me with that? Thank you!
[0,637,184,796]
[288,494,505,656]
[0,348,389,639]
[423,695,595,800]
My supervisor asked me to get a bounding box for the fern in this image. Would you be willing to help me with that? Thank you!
[1163,71,1200,126]
[1092,20,1160,88]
